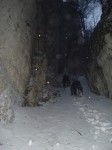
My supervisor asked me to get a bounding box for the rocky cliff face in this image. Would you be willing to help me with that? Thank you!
[0,0,37,122]
[87,3,112,98]
[35,0,83,75]
[0,0,83,122]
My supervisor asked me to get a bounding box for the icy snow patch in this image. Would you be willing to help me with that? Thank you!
[0,76,112,150]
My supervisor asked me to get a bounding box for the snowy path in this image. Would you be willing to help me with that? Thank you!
[0,76,112,150]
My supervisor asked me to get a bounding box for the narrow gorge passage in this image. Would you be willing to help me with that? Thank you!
[0,76,112,150]
[0,0,112,149]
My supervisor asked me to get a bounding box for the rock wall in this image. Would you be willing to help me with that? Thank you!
[35,0,83,75]
[87,2,112,98]
[0,0,85,122]
[0,0,37,122]
[35,0,63,74]
[25,55,47,106]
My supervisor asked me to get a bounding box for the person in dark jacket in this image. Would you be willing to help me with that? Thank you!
[71,80,83,96]
[62,74,70,88]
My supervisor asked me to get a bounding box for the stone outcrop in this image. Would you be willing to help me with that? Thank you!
[0,0,37,122]
[87,2,112,98]
[25,54,47,106]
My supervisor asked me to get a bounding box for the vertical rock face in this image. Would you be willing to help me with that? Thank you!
[87,3,112,98]
[0,0,37,122]
[25,55,47,106]
[35,0,63,74]
[25,0,83,106]
[35,0,83,74]
[59,1,84,74]
[0,0,84,122]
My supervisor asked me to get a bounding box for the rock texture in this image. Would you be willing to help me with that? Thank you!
[0,0,37,122]
[35,0,83,75]
[24,0,84,106]
[0,0,84,122]
[87,2,112,98]
[25,54,47,106]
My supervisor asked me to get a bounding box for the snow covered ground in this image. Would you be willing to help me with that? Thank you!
[0,76,112,150]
